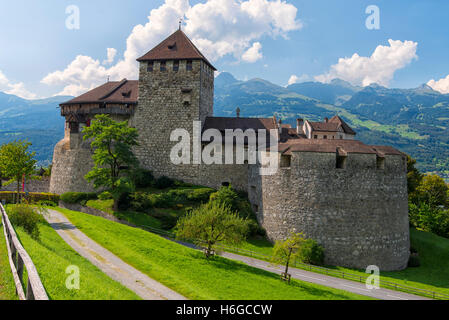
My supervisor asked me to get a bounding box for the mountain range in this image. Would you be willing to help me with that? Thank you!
[1,73,448,179]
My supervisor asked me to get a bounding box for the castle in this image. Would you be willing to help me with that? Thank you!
[50,29,410,271]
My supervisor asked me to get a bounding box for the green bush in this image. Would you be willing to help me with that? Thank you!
[131,168,154,188]
[0,191,59,204]
[154,176,175,189]
[297,239,325,266]
[98,191,113,200]
[186,188,215,203]
[409,202,449,238]
[408,255,421,268]
[8,204,44,240]
[36,200,58,207]
[130,188,215,211]
[60,192,98,205]
[210,185,239,211]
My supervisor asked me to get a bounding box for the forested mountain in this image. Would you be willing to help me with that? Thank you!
[1,72,449,179]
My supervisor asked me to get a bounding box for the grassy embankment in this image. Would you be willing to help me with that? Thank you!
[84,194,449,297]
[0,223,18,300]
[54,207,371,300]
[4,207,140,300]
[235,229,449,297]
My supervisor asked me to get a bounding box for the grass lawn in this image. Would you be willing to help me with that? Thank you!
[55,207,371,300]
[0,224,18,300]
[86,199,163,229]
[235,228,449,297]
[5,208,140,300]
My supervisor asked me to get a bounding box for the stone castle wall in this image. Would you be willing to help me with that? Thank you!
[248,152,410,271]
[49,136,95,194]
[0,177,50,193]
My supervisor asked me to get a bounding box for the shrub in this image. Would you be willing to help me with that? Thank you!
[209,185,239,212]
[154,176,175,189]
[131,168,154,188]
[186,188,215,203]
[36,200,57,207]
[408,255,421,268]
[8,204,44,240]
[409,202,449,238]
[98,191,113,200]
[0,192,59,204]
[60,192,98,205]
[297,239,325,266]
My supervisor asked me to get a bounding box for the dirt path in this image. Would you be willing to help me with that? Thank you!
[43,209,186,300]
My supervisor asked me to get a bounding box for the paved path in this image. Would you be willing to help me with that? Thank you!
[220,252,429,300]
[43,209,186,300]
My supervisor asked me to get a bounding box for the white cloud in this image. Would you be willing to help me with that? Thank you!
[41,0,301,96]
[427,74,449,94]
[315,39,418,87]
[287,74,310,85]
[0,70,37,99]
[241,42,263,63]
[102,48,118,65]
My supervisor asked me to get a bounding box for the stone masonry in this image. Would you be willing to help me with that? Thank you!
[49,29,410,270]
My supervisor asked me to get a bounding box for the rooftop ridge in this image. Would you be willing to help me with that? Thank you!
[99,78,128,100]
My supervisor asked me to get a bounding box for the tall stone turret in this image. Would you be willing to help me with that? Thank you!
[131,29,216,182]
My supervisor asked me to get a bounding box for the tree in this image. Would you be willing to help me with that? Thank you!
[415,174,448,208]
[407,155,423,196]
[271,232,305,282]
[175,202,249,258]
[83,114,139,211]
[0,140,37,202]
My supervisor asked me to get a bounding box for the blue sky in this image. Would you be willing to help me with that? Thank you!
[1,0,449,99]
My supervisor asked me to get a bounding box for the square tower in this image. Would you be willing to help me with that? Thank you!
[131,29,216,182]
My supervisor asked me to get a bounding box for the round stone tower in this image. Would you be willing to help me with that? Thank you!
[248,140,410,271]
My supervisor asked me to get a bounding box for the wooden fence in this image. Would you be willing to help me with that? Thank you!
[0,203,48,300]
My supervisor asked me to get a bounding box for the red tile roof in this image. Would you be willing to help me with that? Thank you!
[203,116,277,132]
[61,79,138,105]
[136,29,216,70]
[279,139,403,155]
[329,115,356,135]
[308,115,356,135]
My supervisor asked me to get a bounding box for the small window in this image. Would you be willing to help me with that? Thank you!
[376,156,385,170]
[173,60,179,72]
[186,60,193,71]
[222,182,230,187]
[323,135,327,139]
[160,61,166,72]
[254,204,259,213]
[314,135,318,139]
[336,155,346,169]
[147,62,153,72]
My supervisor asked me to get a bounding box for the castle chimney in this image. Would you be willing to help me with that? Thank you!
[324,117,329,123]
[278,119,282,135]
[296,118,303,134]
[236,107,240,118]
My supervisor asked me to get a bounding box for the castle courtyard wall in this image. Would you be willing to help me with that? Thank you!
[249,152,410,271]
